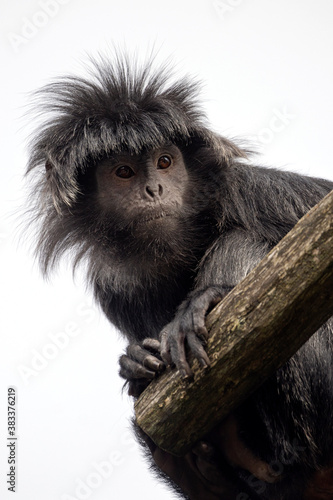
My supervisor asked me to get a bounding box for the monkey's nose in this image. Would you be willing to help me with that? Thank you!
[145,184,163,199]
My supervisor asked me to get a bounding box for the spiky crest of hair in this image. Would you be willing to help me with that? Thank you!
[27,53,246,209]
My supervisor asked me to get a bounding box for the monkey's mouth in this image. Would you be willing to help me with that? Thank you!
[139,211,172,223]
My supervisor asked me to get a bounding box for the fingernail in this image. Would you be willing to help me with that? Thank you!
[152,360,164,371]
[180,368,193,379]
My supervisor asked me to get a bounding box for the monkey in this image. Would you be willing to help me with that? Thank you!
[26,54,333,499]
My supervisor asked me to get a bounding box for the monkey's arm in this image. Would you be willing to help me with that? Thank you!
[160,230,271,376]
[119,230,269,392]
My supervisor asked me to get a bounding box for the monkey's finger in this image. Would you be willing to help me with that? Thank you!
[186,334,211,368]
[170,337,193,378]
[188,306,210,342]
[194,324,209,344]
[160,331,172,365]
[127,344,165,372]
[142,338,162,353]
[144,355,166,372]
[119,355,156,380]
[161,327,193,377]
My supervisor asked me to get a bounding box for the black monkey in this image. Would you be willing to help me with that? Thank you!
[27,55,333,499]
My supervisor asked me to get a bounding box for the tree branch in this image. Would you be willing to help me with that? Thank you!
[135,190,333,456]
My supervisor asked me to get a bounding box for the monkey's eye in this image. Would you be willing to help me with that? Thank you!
[115,166,135,178]
[157,155,172,169]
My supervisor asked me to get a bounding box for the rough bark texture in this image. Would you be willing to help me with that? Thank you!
[135,190,333,456]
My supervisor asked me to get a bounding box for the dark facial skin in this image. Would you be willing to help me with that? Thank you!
[95,145,189,227]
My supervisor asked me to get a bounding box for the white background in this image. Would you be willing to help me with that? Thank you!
[1,1,333,499]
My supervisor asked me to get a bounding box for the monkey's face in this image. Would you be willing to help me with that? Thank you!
[94,144,190,238]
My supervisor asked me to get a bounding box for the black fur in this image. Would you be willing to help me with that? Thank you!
[26,55,333,499]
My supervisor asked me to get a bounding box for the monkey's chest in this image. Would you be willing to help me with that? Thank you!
[101,279,191,342]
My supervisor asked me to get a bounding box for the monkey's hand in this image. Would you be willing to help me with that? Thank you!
[160,286,231,377]
[119,339,166,397]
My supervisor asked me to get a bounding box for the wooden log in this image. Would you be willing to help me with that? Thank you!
[135,190,333,456]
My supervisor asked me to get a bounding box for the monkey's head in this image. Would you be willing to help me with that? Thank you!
[26,55,247,278]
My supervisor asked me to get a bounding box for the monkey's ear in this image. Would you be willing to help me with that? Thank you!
[207,130,249,163]
[190,127,249,166]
